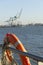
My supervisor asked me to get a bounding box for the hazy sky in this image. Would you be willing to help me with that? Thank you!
[0,0,43,25]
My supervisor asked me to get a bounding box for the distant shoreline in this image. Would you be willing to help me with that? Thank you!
[0,23,43,28]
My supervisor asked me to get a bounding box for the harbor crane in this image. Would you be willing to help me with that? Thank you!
[5,8,23,25]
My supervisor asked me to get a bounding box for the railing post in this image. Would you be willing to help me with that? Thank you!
[38,62,43,65]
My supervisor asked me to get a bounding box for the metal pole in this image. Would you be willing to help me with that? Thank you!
[6,47,43,62]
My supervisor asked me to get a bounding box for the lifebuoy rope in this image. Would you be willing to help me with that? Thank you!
[1,39,17,65]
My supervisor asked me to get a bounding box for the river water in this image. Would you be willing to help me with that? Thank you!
[0,25,43,65]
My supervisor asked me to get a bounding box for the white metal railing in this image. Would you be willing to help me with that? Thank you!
[0,44,43,65]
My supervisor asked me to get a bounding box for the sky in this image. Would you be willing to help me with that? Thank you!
[0,0,43,25]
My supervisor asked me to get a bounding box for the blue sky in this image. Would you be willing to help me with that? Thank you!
[0,0,43,25]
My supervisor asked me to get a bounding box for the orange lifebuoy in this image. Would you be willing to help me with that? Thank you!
[4,33,31,65]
